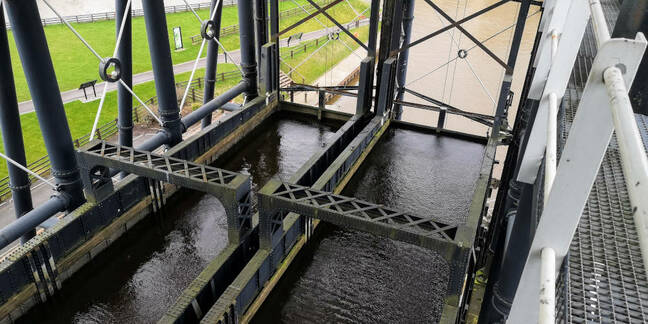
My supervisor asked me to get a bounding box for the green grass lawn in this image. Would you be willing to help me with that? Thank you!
[0,63,241,180]
[280,25,369,84]
[6,0,369,102]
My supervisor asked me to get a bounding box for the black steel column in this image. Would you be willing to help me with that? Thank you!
[238,0,259,101]
[492,0,531,135]
[142,0,182,145]
[394,0,415,120]
[612,0,648,115]
[5,0,84,210]
[116,0,133,149]
[367,0,381,57]
[254,0,269,77]
[0,6,34,242]
[201,0,224,128]
[269,0,280,93]
[355,0,382,116]
[373,0,398,111]
[482,182,536,322]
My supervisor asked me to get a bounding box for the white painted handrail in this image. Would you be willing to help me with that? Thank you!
[510,0,648,321]
[603,66,648,274]
[539,247,556,324]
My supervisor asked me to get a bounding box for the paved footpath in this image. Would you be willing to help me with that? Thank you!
[17,20,369,115]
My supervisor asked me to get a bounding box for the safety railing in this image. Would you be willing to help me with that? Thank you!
[508,0,648,323]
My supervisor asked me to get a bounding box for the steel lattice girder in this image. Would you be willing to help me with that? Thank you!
[76,140,252,243]
[258,178,465,257]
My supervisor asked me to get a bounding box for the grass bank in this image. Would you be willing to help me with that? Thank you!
[7,0,369,102]
[0,64,241,180]
[280,25,369,85]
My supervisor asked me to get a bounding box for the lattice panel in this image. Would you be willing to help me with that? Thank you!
[86,141,240,187]
[272,181,458,242]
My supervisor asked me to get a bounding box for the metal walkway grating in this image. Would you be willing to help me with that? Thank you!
[555,0,648,322]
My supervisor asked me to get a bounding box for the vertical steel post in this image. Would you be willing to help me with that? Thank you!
[201,0,224,128]
[355,0,382,116]
[142,0,182,145]
[0,6,34,242]
[254,0,269,77]
[394,0,415,120]
[238,0,259,101]
[4,0,84,210]
[492,0,531,135]
[116,0,133,150]
[373,0,397,111]
[366,0,381,57]
[269,0,280,93]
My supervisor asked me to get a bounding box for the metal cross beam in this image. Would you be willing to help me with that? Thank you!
[278,0,344,37]
[304,0,369,50]
[422,0,511,72]
[76,140,252,243]
[258,179,462,254]
[394,0,511,56]
[402,87,495,126]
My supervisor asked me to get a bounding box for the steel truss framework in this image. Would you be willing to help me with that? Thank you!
[76,140,252,244]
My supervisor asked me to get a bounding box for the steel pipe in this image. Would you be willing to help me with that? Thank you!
[202,0,224,128]
[0,195,68,250]
[0,6,34,243]
[589,0,610,48]
[394,0,415,120]
[237,0,258,100]
[604,66,648,275]
[181,82,248,128]
[539,247,556,324]
[141,0,182,145]
[116,0,133,149]
[544,92,558,202]
[4,0,84,209]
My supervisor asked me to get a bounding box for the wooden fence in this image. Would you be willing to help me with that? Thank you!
[0,78,209,202]
[190,0,334,45]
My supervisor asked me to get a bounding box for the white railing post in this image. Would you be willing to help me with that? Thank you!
[539,247,556,324]
[603,66,648,275]
[517,0,591,184]
[508,31,647,324]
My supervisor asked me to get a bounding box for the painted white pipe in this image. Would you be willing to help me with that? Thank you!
[539,247,556,324]
[603,66,648,277]
[589,0,610,48]
[544,92,558,202]
[551,29,559,58]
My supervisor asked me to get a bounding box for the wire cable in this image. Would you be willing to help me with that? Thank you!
[118,79,163,125]
[0,152,56,188]
[40,0,104,62]
[406,9,541,87]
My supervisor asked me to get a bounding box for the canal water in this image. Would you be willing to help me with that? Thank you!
[254,127,486,323]
[18,113,340,324]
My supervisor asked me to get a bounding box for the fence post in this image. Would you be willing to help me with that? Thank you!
[96,129,102,140]
[304,44,307,52]
[291,50,294,59]
[74,139,80,148]
[222,73,225,81]
[316,39,318,46]
[191,87,195,102]
[198,77,202,89]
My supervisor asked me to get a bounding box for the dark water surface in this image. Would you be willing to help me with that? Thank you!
[254,128,485,323]
[19,114,339,324]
